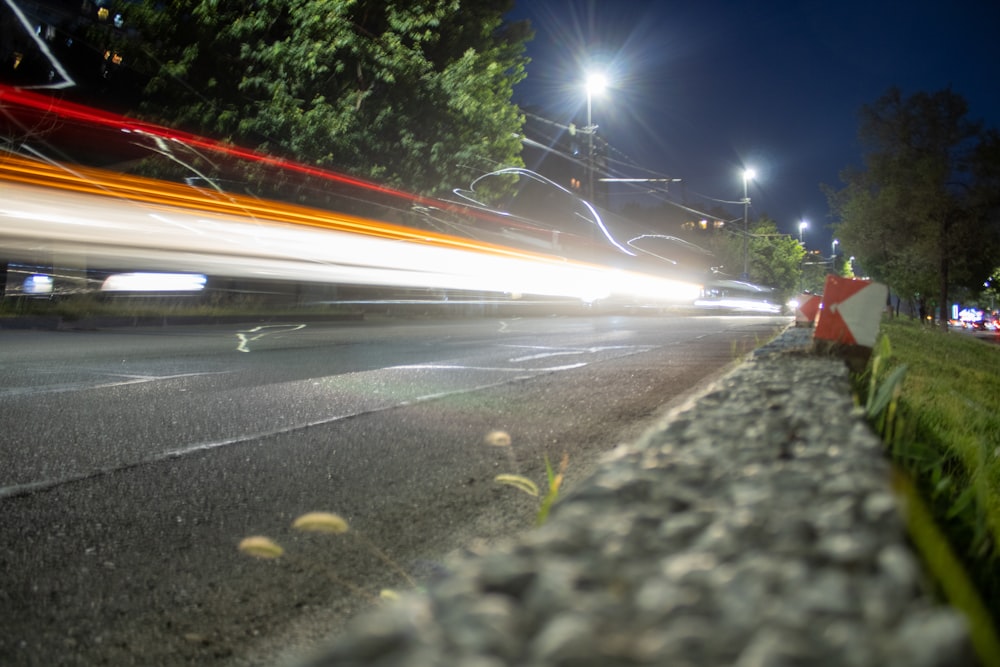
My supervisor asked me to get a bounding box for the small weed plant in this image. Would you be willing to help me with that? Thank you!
[239,511,414,602]
[487,429,568,526]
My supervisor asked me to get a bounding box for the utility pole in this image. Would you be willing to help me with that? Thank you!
[585,72,607,206]
[742,169,755,280]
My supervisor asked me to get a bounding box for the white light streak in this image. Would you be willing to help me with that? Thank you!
[101,272,207,292]
[1,179,704,307]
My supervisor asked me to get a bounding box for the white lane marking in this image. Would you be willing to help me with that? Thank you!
[391,363,589,372]
[236,324,307,352]
[508,350,583,362]
[0,341,655,498]
[0,371,228,398]
[0,369,557,500]
[507,344,649,362]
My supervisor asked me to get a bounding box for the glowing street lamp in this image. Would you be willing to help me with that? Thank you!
[832,238,839,256]
[585,71,607,206]
[741,168,755,279]
[799,220,808,245]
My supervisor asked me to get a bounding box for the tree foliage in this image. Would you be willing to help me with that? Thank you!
[706,216,805,296]
[748,218,807,294]
[114,0,530,196]
[826,87,1000,325]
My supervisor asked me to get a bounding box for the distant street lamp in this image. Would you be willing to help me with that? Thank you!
[585,71,607,206]
[742,168,755,279]
[798,220,808,245]
[832,238,839,256]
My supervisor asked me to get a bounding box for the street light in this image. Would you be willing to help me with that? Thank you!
[798,220,808,245]
[741,168,755,279]
[585,71,607,206]
[832,238,839,256]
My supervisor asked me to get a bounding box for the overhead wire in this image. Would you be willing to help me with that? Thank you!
[520,110,732,224]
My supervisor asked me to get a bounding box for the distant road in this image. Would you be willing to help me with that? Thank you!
[955,326,1000,345]
[0,314,787,666]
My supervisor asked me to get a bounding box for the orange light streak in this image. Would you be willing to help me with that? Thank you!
[0,154,576,267]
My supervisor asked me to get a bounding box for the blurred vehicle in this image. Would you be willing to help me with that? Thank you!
[954,307,999,331]
[694,278,783,314]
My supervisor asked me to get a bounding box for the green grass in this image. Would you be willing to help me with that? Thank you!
[868,318,1000,664]
[876,320,1000,547]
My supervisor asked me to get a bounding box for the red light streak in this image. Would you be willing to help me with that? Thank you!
[0,83,421,204]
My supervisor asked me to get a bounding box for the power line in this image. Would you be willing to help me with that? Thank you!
[521,110,743,224]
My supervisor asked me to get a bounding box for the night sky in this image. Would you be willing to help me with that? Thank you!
[505,0,1000,251]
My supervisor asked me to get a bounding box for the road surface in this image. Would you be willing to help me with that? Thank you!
[0,313,787,666]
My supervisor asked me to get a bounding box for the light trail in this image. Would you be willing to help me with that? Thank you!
[0,85,704,306]
[0,154,582,258]
[0,85,408,200]
[0,163,702,305]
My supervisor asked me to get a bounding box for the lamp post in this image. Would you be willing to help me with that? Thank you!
[585,72,607,206]
[832,238,839,256]
[741,168,755,280]
[798,221,808,291]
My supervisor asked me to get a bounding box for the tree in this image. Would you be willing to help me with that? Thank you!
[826,87,1000,329]
[706,216,805,297]
[982,266,1000,313]
[747,218,807,297]
[111,0,530,198]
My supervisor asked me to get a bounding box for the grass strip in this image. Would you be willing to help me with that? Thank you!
[869,319,1000,661]
[878,320,1000,557]
[891,467,1000,667]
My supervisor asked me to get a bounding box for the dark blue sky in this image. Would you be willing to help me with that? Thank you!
[505,0,1000,251]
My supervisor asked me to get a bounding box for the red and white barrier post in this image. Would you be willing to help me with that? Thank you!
[812,275,888,370]
[793,293,822,327]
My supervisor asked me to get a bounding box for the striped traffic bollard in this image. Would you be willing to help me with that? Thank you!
[813,275,888,371]
[793,292,822,327]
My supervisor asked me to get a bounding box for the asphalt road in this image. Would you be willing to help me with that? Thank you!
[0,313,787,666]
